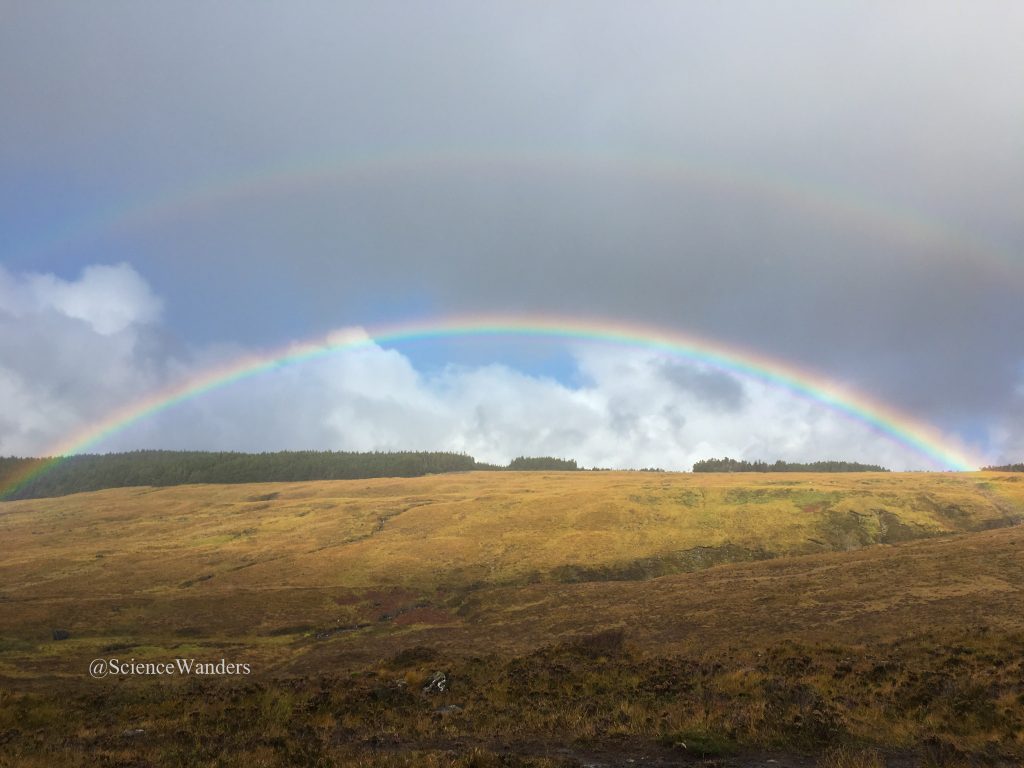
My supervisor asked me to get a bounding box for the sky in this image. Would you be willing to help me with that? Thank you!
[1,2,1023,470]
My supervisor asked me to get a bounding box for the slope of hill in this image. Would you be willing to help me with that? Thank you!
[1,471,1019,600]
[1,471,1022,765]
[0,450,501,500]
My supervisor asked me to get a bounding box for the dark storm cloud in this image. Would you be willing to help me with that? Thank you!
[1,2,1023,451]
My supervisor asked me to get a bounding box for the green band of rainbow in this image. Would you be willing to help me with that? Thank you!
[0,314,982,498]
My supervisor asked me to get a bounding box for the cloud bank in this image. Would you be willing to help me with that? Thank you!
[0,263,997,470]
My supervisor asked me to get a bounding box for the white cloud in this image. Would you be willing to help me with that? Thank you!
[101,334,972,471]
[0,262,993,470]
[0,263,166,455]
[0,262,162,335]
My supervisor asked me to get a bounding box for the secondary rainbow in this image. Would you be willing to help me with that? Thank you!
[21,148,1021,280]
[0,315,982,499]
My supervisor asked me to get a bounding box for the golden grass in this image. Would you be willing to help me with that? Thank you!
[1,470,1019,595]
[0,470,1022,764]
[1,470,1020,659]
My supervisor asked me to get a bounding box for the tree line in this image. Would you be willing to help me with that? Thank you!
[0,450,906,501]
[508,456,578,471]
[0,450,581,500]
[982,463,1024,472]
[692,457,889,473]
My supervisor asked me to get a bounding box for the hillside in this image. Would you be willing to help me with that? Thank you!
[1,471,1023,765]
[0,450,578,501]
[1,471,1019,601]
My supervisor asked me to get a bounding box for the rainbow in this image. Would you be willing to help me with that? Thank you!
[19,148,1020,279]
[0,314,983,499]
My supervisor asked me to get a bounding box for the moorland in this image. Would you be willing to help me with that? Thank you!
[1,470,1023,766]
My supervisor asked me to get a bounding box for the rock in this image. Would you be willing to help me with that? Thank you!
[51,629,70,641]
[422,670,448,694]
[122,728,146,738]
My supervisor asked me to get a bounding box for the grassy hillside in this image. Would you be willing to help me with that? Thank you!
[1,471,1023,765]
[0,451,581,501]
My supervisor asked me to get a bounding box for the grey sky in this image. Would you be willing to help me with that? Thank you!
[1,2,1022,467]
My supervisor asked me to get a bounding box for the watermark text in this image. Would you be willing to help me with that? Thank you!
[89,658,251,678]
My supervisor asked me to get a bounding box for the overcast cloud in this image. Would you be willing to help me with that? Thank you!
[1,3,1022,467]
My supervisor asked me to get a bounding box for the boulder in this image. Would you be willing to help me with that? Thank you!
[422,670,448,694]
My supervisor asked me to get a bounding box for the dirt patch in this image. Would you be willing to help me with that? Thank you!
[549,544,776,584]
[878,510,930,543]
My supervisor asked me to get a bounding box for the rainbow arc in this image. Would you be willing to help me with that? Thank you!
[0,314,983,499]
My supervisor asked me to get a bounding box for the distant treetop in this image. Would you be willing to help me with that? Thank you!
[507,456,578,471]
[982,462,1024,472]
[692,457,889,473]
